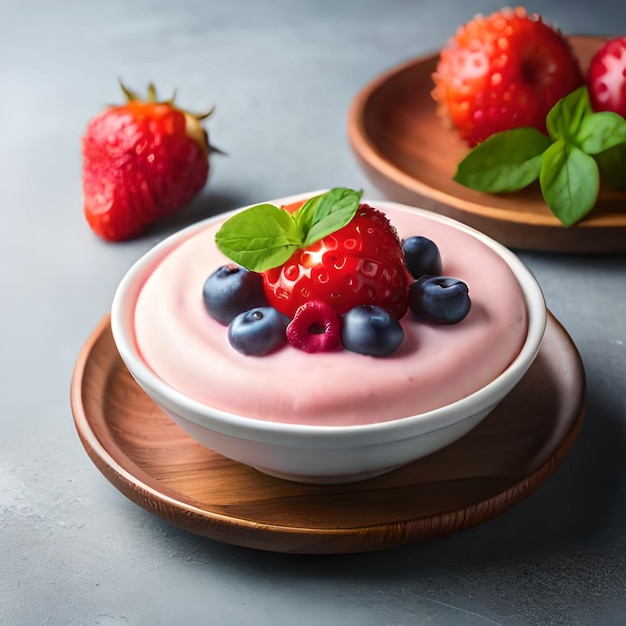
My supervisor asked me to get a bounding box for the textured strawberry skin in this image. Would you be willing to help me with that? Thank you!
[432,7,584,146]
[82,101,208,241]
[588,37,626,118]
[262,204,411,319]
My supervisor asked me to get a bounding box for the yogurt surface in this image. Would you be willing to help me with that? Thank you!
[133,204,528,426]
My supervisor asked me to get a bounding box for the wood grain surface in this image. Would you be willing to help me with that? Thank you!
[348,35,626,253]
[70,313,585,554]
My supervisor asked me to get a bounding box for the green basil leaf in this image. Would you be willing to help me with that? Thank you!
[454,127,552,192]
[595,142,626,189]
[539,139,599,225]
[215,203,303,272]
[295,187,362,247]
[546,87,592,140]
[576,111,626,154]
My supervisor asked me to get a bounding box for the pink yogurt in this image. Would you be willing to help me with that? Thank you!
[133,204,528,426]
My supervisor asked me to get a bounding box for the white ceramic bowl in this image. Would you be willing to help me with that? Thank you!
[111,192,547,485]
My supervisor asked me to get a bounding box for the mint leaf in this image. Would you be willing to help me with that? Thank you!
[546,86,592,140]
[539,139,600,225]
[215,203,303,272]
[295,187,362,246]
[595,142,626,189]
[452,86,626,224]
[454,127,552,192]
[576,112,626,154]
[214,188,364,272]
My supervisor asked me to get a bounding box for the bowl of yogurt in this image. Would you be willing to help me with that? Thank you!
[111,191,546,484]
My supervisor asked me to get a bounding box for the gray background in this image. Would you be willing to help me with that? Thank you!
[2,1,625,624]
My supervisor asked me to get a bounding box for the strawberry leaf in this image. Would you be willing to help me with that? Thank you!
[576,112,626,154]
[454,127,552,192]
[539,139,599,225]
[295,187,362,247]
[546,86,592,140]
[215,203,303,272]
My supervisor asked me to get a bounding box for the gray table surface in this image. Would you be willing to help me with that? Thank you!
[2,1,625,624]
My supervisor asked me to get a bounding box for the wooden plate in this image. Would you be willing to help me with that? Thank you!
[348,35,626,253]
[70,313,585,554]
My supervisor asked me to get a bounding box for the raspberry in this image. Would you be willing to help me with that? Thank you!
[286,301,342,353]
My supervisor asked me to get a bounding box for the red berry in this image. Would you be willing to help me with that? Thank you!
[262,204,411,319]
[286,300,342,353]
[432,7,584,146]
[82,82,219,242]
[587,37,626,118]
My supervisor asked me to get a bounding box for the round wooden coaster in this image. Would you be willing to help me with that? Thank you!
[347,35,626,253]
[71,313,585,554]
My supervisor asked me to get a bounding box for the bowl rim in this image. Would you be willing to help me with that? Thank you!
[111,191,547,445]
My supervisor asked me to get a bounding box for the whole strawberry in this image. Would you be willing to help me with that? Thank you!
[263,203,410,319]
[587,36,626,118]
[432,7,584,146]
[82,82,219,241]
[215,188,411,320]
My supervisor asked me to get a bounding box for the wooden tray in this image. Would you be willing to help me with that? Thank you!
[70,313,585,554]
[347,35,626,253]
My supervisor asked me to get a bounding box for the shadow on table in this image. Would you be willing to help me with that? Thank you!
[142,187,250,239]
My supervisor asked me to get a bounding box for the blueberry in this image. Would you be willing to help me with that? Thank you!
[409,276,471,324]
[202,265,268,325]
[228,307,289,356]
[341,305,404,357]
[403,236,443,278]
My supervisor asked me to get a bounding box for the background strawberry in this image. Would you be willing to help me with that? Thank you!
[82,82,219,242]
[432,7,584,146]
[587,36,626,118]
